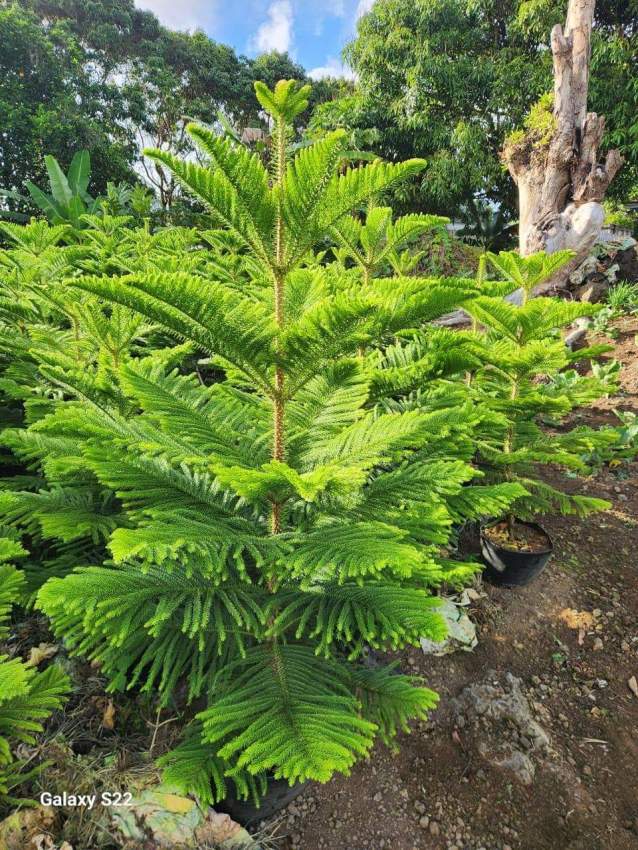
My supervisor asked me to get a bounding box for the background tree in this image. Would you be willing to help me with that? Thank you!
[504,0,631,258]
[0,2,136,198]
[310,0,637,221]
[1,1,324,214]
[312,0,551,219]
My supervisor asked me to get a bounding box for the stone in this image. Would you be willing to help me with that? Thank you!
[496,748,536,786]
[452,672,550,786]
[429,820,440,836]
[420,598,477,656]
[574,278,609,303]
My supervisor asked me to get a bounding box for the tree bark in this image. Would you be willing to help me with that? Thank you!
[504,0,623,262]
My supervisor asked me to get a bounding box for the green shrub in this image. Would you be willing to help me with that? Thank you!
[0,539,69,808]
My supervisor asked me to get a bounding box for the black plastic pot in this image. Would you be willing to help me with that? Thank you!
[480,519,553,587]
[218,777,307,825]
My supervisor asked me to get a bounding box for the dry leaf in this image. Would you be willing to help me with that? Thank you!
[195,812,242,844]
[59,843,74,850]
[31,835,55,850]
[26,643,58,667]
[559,608,594,642]
[150,792,196,814]
[628,676,638,698]
[102,699,116,730]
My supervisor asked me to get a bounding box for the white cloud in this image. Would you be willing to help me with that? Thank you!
[355,0,375,20]
[134,0,218,33]
[325,0,346,16]
[249,0,294,54]
[308,56,356,80]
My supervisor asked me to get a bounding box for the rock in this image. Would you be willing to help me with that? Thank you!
[429,820,440,836]
[414,801,426,814]
[592,637,604,651]
[569,253,600,288]
[455,673,550,749]
[573,278,608,303]
[419,816,430,829]
[420,598,478,656]
[452,672,551,786]
[564,317,591,350]
[495,749,536,786]
[615,241,638,281]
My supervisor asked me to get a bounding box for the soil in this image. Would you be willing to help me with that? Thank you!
[263,314,638,850]
[483,520,551,553]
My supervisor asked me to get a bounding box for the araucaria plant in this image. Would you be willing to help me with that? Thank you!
[465,250,619,520]
[2,81,523,802]
[0,538,69,808]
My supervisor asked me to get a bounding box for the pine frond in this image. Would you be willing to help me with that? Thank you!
[143,149,271,261]
[0,561,26,638]
[286,361,369,462]
[515,478,611,518]
[212,459,366,506]
[0,664,69,745]
[282,521,431,584]
[317,160,426,233]
[446,482,529,523]
[282,131,349,253]
[37,565,268,703]
[368,276,478,332]
[268,583,446,657]
[349,665,439,743]
[118,362,271,464]
[0,488,121,544]
[158,724,267,806]
[68,273,276,392]
[487,249,574,293]
[185,123,274,246]
[302,408,470,470]
[198,644,377,783]
[281,292,377,390]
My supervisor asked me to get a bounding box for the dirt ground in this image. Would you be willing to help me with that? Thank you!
[264,315,638,850]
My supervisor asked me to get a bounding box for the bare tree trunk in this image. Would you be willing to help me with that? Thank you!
[504,0,623,264]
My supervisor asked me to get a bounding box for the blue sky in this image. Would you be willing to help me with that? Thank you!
[134,0,374,77]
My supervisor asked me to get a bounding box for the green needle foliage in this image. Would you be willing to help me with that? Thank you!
[331,205,448,279]
[465,251,620,518]
[5,80,526,802]
[0,538,69,808]
[0,217,193,598]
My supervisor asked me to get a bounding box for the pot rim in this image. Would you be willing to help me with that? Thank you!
[480,517,553,555]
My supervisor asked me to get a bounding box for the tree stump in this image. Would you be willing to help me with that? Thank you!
[503,0,623,268]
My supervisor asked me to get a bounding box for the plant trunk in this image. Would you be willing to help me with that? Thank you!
[504,0,623,276]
